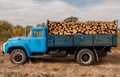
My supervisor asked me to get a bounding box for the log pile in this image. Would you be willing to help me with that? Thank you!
[48,20,118,35]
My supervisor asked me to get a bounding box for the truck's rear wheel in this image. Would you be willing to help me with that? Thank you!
[10,49,27,64]
[76,49,95,66]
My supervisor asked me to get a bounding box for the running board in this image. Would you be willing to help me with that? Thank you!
[30,54,49,58]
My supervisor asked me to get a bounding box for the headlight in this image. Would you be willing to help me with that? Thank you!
[3,42,8,54]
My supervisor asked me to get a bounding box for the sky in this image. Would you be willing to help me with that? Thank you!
[0,0,120,26]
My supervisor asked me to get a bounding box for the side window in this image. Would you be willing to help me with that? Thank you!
[34,30,42,37]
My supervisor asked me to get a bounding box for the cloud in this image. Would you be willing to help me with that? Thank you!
[79,0,120,21]
[64,0,104,8]
[0,0,120,26]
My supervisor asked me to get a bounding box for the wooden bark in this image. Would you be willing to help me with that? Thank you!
[48,20,118,35]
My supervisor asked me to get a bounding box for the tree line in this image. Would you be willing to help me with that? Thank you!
[0,20,120,43]
[0,20,46,42]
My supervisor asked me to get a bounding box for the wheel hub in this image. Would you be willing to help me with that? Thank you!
[14,54,22,62]
[82,54,90,62]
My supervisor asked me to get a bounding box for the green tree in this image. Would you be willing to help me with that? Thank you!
[37,23,46,27]
[12,25,24,36]
[0,20,13,42]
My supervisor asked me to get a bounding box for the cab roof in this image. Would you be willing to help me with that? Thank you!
[31,27,46,30]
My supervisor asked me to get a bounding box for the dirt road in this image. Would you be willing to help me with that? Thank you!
[0,46,120,77]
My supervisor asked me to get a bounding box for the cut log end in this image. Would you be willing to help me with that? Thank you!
[48,20,118,35]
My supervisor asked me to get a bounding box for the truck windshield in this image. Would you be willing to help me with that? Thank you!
[28,31,32,36]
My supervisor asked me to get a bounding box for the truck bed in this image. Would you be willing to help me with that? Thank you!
[48,34,117,47]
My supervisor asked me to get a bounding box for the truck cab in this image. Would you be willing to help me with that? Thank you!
[28,27,47,53]
[3,27,47,64]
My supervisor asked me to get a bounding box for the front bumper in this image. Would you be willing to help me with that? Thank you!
[3,42,8,54]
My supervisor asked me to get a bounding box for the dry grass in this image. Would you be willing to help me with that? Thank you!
[0,43,120,77]
[0,42,3,51]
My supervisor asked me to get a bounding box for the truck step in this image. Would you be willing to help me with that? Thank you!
[30,54,49,58]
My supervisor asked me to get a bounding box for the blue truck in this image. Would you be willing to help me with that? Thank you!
[3,21,117,65]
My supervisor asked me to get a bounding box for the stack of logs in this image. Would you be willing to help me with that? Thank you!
[48,20,118,35]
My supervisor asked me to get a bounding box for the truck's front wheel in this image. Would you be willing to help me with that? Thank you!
[10,49,27,64]
[76,49,95,66]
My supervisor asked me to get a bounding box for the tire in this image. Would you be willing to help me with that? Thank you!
[76,49,95,66]
[10,49,27,64]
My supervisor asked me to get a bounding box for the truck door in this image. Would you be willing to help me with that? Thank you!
[29,29,47,53]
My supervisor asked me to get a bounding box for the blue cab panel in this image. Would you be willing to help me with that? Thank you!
[28,37,46,53]
[30,27,47,53]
